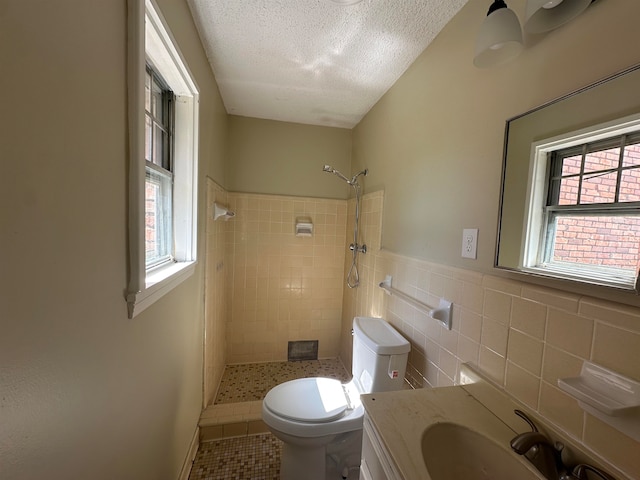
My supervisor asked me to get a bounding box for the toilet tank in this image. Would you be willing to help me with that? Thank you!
[352,317,410,394]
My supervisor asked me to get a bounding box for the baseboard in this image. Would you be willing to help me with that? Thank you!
[178,426,199,480]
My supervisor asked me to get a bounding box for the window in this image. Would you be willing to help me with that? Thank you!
[144,65,174,269]
[145,65,174,269]
[126,0,199,318]
[523,115,640,290]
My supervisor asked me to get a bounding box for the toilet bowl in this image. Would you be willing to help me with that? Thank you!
[262,317,410,480]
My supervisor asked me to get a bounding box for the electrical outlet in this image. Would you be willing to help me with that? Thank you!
[461,228,478,259]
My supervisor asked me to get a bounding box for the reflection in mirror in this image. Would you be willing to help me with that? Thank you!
[496,64,640,292]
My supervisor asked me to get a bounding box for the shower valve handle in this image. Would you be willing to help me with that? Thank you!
[349,243,367,254]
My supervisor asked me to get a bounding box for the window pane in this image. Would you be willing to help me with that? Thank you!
[584,147,619,173]
[151,78,163,119]
[145,115,153,162]
[550,215,640,271]
[558,176,579,205]
[145,70,151,112]
[153,124,168,168]
[561,154,582,176]
[145,166,173,267]
[619,167,640,202]
[580,171,617,204]
[622,142,640,167]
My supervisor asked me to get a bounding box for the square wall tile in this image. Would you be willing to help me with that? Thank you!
[539,382,584,439]
[546,309,593,359]
[479,346,506,386]
[481,318,509,357]
[511,297,547,340]
[505,361,540,410]
[483,289,512,326]
[541,345,584,386]
[507,329,544,376]
[592,323,640,382]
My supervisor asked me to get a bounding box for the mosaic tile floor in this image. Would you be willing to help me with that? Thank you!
[214,358,351,404]
[191,359,352,479]
[189,433,281,480]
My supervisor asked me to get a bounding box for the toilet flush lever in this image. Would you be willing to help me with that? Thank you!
[388,354,403,379]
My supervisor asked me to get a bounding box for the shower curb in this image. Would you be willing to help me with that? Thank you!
[199,400,268,442]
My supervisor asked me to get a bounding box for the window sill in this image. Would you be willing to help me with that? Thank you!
[521,265,638,293]
[126,260,196,318]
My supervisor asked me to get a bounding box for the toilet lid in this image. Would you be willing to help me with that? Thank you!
[264,378,349,423]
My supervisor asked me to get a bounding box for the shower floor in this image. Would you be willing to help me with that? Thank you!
[214,358,351,404]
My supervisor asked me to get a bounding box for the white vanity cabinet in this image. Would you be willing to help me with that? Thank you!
[360,413,402,480]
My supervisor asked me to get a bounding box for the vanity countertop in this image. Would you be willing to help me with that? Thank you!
[360,386,543,480]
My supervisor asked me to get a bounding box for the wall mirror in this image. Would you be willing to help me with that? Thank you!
[496,64,640,293]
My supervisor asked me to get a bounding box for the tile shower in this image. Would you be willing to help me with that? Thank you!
[205,179,639,478]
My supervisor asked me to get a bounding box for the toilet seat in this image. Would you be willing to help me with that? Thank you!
[262,377,365,438]
[264,378,349,423]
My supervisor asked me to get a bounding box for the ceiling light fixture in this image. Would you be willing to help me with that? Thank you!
[474,0,523,69]
[524,0,592,34]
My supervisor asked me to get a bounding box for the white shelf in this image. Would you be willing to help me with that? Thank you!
[558,361,640,441]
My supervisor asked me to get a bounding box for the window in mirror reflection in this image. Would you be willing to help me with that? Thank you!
[523,119,640,290]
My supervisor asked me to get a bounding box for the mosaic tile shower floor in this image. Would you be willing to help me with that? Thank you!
[214,358,351,404]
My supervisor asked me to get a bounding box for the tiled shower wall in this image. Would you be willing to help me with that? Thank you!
[205,179,229,407]
[225,192,348,364]
[340,191,640,478]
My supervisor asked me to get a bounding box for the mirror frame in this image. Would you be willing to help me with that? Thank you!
[495,63,640,295]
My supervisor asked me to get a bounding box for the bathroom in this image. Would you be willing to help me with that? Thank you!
[2,0,639,479]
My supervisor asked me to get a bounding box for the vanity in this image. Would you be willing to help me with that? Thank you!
[359,365,624,480]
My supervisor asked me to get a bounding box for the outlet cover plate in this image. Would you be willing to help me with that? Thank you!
[462,228,478,259]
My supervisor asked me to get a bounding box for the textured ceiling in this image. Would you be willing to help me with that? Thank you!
[187,0,468,129]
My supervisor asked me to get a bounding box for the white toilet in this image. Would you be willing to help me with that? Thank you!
[262,317,411,480]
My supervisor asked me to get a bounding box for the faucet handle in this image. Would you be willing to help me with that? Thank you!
[572,464,616,480]
[510,432,553,455]
[514,408,539,432]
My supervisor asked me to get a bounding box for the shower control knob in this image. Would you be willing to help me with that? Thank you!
[349,243,367,254]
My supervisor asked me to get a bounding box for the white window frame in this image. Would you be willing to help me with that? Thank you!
[126,0,199,318]
[522,112,640,291]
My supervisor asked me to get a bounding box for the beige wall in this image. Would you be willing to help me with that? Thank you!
[227,116,352,199]
[353,0,640,278]
[344,0,640,478]
[0,1,227,479]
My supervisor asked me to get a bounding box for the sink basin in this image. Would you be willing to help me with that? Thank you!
[421,422,543,480]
